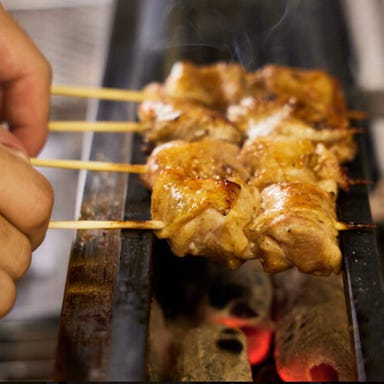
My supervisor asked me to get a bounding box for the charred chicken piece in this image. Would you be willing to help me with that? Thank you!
[245,64,349,130]
[141,138,250,189]
[240,135,349,194]
[227,96,356,163]
[157,60,247,109]
[248,182,342,275]
[137,97,243,147]
[151,169,260,269]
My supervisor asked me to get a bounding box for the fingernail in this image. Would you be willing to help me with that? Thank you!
[0,142,30,163]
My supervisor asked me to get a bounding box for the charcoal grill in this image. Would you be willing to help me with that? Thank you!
[53,0,384,381]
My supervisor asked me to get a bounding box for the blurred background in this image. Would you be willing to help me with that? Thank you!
[0,0,384,380]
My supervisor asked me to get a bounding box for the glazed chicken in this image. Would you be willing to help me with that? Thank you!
[144,61,248,110]
[141,138,250,189]
[227,97,356,163]
[244,64,349,130]
[142,137,347,194]
[135,61,358,276]
[138,97,243,147]
[151,169,260,269]
[139,61,356,161]
[141,137,345,275]
[248,182,342,275]
[239,136,349,194]
[146,61,349,129]
[150,171,342,274]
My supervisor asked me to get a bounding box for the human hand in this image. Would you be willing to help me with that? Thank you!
[0,3,52,156]
[0,5,54,317]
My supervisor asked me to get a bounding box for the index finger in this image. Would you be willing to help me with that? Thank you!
[0,5,52,156]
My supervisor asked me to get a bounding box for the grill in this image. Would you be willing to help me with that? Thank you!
[52,0,384,381]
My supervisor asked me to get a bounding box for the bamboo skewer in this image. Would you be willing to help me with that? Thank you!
[50,85,368,119]
[347,110,368,120]
[31,158,147,173]
[49,121,148,133]
[30,156,373,195]
[51,85,149,102]
[47,219,375,231]
[48,220,164,230]
[335,221,376,231]
[30,157,372,187]
[347,178,373,186]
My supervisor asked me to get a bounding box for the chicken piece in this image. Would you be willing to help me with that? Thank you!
[227,95,294,135]
[141,139,250,189]
[245,64,349,130]
[239,136,348,194]
[248,182,342,275]
[227,96,356,163]
[151,169,260,269]
[137,97,243,147]
[160,61,247,109]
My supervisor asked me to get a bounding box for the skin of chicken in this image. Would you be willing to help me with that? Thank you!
[141,138,250,189]
[227,97,356,163]
[248,182,341,275]
[245,64,349,130]
[138,97,243,147]
[162,61,247,109]
[240,135,348,194]
[151,169,261,269]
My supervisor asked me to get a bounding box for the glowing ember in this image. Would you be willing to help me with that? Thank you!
[241,326,272,366]
[310,364,339,382]
[209,316,272,366]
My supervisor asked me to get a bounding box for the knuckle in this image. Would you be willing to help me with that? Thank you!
[26,173,54,250]
[13,235,32,280]
[31,174,54,225]
[0,269,16,318]
[0,217,32,279]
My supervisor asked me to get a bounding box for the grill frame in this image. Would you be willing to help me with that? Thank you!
[53,0,384,381]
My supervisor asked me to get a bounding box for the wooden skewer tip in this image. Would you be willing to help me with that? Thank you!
[336,221,377,231]
[348,178,374,186]
[30,158,148,174]
[49,121,148,133]
[51,84,149,102]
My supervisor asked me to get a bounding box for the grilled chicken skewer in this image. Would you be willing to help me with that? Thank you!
[143,139,345,274]
[52,62,350,155]
[45,61,371,276]
[134,61,364,275]
[34,133,372,274]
